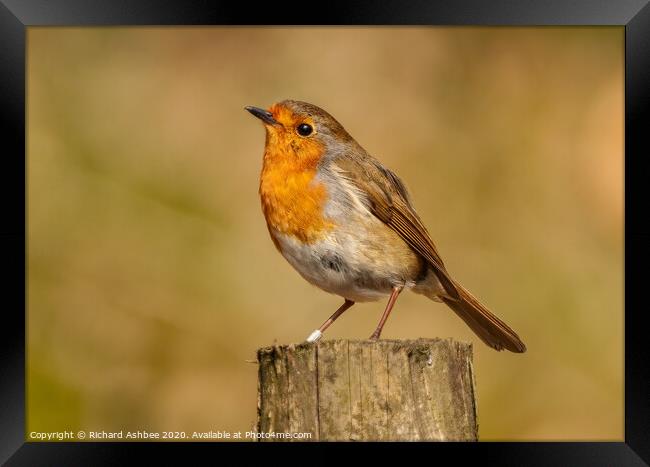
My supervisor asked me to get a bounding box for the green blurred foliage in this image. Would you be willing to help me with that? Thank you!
[27,27,623,440]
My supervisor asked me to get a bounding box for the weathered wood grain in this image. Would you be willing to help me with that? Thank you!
[256,338,478,441]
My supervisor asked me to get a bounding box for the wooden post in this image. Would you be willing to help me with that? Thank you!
[256,338,478,441]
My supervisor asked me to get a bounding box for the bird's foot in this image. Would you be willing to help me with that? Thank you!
[306,330,323,343]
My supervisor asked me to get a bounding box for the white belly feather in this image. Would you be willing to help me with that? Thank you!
[273,231,392,302]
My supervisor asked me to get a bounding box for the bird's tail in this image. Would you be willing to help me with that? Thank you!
[441,280,526,353]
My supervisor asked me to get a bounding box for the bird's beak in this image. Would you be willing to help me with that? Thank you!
[245,106,279,126]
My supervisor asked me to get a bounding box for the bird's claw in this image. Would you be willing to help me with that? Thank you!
[306,330,323,343]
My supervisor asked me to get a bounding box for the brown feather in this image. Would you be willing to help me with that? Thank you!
[333,156,460,300]
[333,153,526,353]
[442,280,526,353]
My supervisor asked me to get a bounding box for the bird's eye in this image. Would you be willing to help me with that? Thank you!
[296,123,313,137]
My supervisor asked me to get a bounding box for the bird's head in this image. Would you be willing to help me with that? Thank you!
[246,100,354,165]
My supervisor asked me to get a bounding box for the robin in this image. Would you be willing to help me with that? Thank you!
[245,100,526,353]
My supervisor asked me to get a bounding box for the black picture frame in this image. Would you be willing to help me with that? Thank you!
[1,1,648,465]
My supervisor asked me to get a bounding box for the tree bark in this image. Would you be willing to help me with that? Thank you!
[256,338,478,441]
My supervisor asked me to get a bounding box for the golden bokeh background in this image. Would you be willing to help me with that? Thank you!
[27,27,623,440]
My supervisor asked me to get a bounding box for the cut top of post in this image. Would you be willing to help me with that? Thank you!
[256,338,478,442]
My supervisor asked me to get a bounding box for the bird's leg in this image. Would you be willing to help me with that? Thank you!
[369,286,403,340]
[306,299,355,343]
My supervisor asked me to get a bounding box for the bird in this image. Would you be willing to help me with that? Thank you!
[245,100,526,353]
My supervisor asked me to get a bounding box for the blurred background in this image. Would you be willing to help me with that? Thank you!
[27,27,623,440]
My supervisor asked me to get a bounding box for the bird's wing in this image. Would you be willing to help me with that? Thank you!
[332,155,460,300]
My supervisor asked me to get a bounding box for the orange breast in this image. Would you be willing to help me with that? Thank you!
[259,145,334,244]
